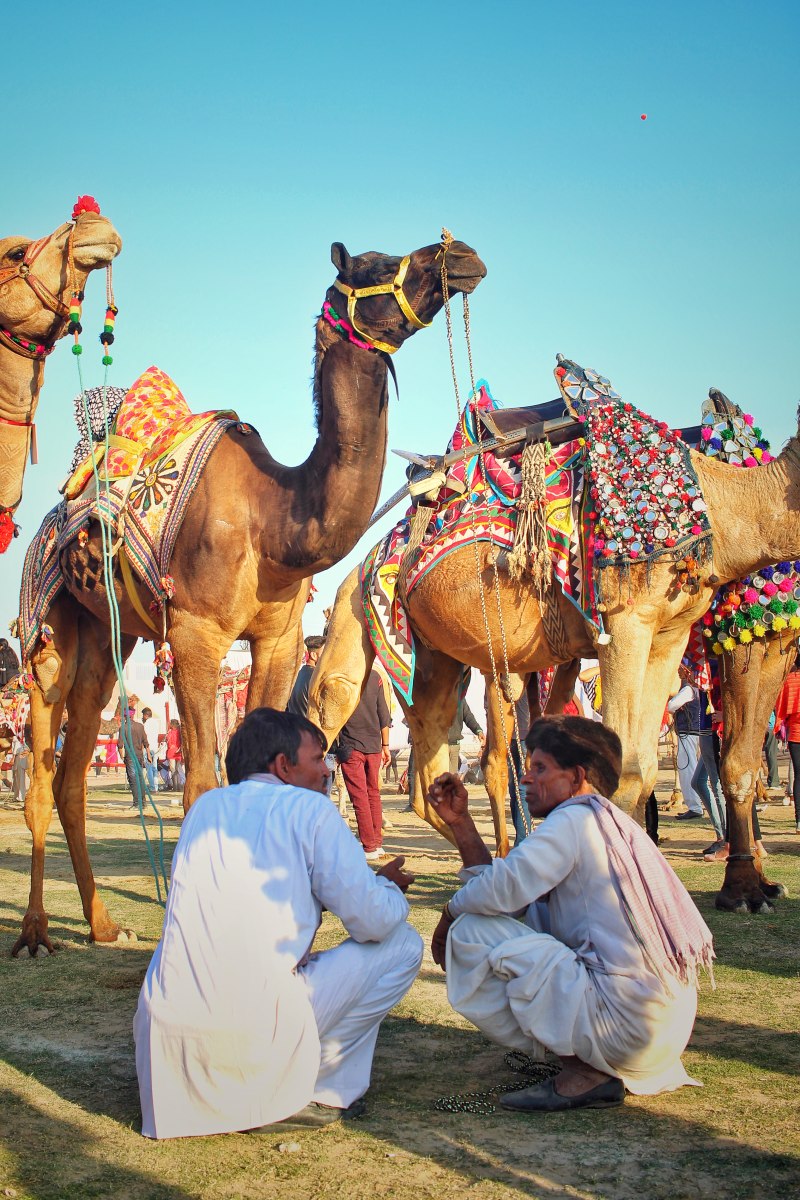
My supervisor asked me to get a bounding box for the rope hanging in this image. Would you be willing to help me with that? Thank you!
[439,231,529,835]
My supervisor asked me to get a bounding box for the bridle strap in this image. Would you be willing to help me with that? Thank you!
[333,254,431,354]
[0,221,75,359]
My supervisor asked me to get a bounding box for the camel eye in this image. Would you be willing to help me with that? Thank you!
[7,246,26,263]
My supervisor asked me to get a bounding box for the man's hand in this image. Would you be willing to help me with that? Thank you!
[376,855,415,893]
[428,772,470,826]
[431,905,455,970]
[380,746,391,768]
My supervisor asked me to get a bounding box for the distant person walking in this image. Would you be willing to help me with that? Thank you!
[120,707,150,805]
[337,672,390,861]
[166,719,185,793]
[775,662,800,833]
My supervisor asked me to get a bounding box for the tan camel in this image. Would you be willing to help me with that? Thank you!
[0,208,121,533]
[13,237,486,954]
[308,412,800,860]
[308,565,576,856]
[715,638,797,912]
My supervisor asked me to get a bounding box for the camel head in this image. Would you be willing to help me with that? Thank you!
[325,236,486,355]
[0,203,121,532]
[0,204,121,355]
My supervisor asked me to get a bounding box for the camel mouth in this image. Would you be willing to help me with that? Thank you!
[446,266,486,295]
[72,215,123,265]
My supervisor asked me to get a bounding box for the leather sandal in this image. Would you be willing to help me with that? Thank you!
[247,1096,367,1132]
[499,1076,625,1112]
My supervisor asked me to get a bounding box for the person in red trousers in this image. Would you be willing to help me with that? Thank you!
[337,672,391,861]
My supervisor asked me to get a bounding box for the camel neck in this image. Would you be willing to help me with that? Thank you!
[261,333,389,575]
[0,350,43,510]
[698,440,800,583]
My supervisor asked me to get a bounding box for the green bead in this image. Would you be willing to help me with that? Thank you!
[102,355,113,366]
[72,344,83,355]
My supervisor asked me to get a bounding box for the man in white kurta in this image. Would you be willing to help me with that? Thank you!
[443,803,698,1096]
[134,711,422,1139]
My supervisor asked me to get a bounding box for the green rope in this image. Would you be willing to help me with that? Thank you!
[76,356,168,904]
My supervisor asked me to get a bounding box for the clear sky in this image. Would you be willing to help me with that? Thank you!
[3,0,798,667]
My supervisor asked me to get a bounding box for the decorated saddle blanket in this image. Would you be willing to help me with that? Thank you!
[689,395,800,664]
[18,366,240,660]
[362,360,714,702]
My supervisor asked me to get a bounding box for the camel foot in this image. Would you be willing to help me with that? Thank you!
[715,889,776,914]
[760,880,788,901]
[11,912,55,958]
[92,927,138,946]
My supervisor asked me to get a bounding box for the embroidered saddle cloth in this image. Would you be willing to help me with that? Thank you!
[18,366,239,660]
[362,359,715,702]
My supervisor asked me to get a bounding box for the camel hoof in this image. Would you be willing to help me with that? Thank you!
[95,928,138,946]
[11,944,51,959]
[761,882,788,901]
[754,900,775,914]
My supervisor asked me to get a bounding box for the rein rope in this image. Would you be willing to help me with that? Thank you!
[440,231,530,836]
[434,1051,558,1114]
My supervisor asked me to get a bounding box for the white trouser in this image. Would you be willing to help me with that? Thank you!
[299,921,422,1106]
[676,734,704,813]
[446,912,698,1095]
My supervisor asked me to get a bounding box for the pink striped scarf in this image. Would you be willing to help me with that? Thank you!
[562,793,715,988]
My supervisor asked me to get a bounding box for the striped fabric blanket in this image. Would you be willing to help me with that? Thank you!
[18,367,238,660]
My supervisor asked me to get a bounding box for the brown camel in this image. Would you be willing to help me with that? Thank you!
[0,208,121,533]
[308,410,800,867]
[715,638,797,912]
[14,236,486,955]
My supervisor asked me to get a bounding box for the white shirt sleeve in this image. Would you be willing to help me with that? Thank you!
[667,685,695,714]
[448,809,580,918]
[309,801,409,943]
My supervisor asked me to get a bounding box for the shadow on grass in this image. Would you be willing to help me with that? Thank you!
[361,1015,800,1198]
[0,1086,194,1200]
[691,1014,800,1077]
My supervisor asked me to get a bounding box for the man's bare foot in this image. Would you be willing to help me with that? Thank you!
[552,1056,612,1097]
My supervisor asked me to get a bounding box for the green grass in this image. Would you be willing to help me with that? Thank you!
[0,794,798,1199]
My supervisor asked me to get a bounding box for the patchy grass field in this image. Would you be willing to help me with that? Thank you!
[0,781,798,1200]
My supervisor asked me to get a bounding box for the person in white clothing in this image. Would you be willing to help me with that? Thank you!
[429,715,713,1112]
[134,707,422,1139]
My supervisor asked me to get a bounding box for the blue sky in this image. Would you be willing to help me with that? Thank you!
[3,0,798,659]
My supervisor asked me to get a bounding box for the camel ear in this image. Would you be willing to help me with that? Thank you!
[331,242,352,276]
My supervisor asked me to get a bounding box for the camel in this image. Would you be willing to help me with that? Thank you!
[0,205,121,541]
[308,404,800,873]
[714,635,797,912]
[308,563,577,855]
[13,236,486,955]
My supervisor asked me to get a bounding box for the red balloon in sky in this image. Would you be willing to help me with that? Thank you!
[640,113,647,120]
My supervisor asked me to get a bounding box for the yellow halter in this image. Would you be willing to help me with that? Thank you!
[332,255,431,355]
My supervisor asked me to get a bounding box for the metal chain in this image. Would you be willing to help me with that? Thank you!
[434,1052,558,1114]
[440,244,529,834]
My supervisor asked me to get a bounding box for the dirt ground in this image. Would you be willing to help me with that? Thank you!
[0,763,798,1200]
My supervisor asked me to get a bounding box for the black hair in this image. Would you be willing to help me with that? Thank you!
[225,707,326,784]
[525,715,622,798]
[304,635,326,652]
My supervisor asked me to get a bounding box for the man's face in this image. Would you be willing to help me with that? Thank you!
[520,748,583,820]
[276,731,330,794]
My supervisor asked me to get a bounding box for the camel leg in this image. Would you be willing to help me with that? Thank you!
[597,618,655,821]
[168,615,232,810]
[307,566,375,746]
[51,617,138,943]
[602,620,689,824]
[403,649,465,849]
[716,641,790,914]
[481,678,512,856]
[12,593,79,956]
[543,660,581,714]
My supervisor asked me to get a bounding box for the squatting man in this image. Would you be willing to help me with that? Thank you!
[134,709,711,1134]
